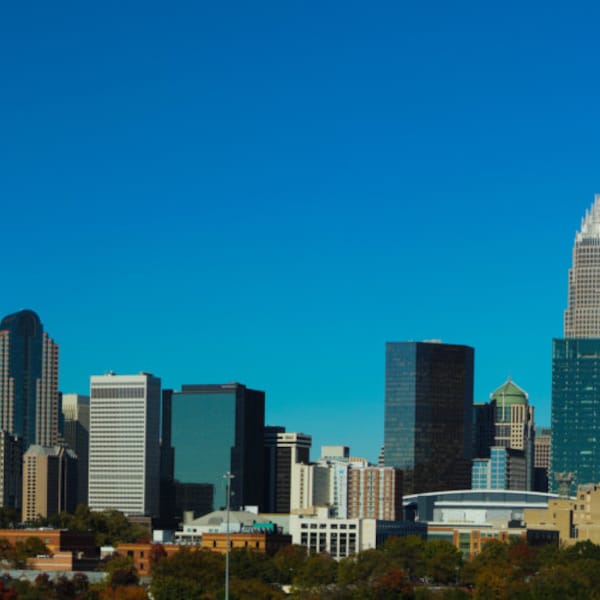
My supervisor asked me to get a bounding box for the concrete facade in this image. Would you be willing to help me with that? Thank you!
[88,373,161,516]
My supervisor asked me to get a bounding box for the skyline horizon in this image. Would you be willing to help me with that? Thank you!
[4,2,600,462]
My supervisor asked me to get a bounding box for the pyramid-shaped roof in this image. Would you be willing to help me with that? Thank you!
[490,379,528,405]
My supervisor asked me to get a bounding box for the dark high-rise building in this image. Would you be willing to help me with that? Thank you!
[473,402,495,459]
[0,310,59,448]
[61,394,89,506]
[384,341,474,495]
[264,427,311,513]
[171,383,265,511]
[551,197,600,495]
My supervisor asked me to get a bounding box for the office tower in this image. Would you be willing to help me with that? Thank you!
[88,373,160,516]
[158,389,176,526]
[472,402,495,459]
[564,195,600,337]
[534,428,551,492]
[552,196,600,494]
[290,462,331,512]
[264,427,311,513]
[173,482,213,519]
[0,432,23,510]
[324,460,350,518]
[348,465,403,520]
[22,445,77,522]
[490,379,535,490]
[0,310,59,448]
[551,339,600,493]
[471,380,534,491]
[171,383,264,512]
[61,394,89,505]
[472,447,526,490]
[384,341,474,495]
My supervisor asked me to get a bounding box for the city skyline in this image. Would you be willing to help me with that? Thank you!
[5,2,600,461]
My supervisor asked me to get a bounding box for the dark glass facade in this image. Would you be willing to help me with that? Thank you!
[384,342,474,495]
[171,383,265,511]
[551,338,600,494]
[0,311,45,448]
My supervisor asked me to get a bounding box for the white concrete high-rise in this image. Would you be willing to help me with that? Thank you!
[88,373,160,516]
[564,195,600,337]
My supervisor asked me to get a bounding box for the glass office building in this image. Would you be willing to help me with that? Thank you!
[384,341,474,495]
[0,310,59,448]
[171,383,265,511]
[552,197,600,495]
[551,338,600,495]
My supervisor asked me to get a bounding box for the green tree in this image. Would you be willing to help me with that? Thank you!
[293,553,337,589]
[272,544,307,584]
[150,547,224,600]
[531,558,600,599]
[228,577,286,599]
[0,509,18,529]
[102,554,139,587]
[229,548,277,583]
[381,535,426,578]
[337,549,390,587]
[422,540,462,584]
[11,537,49,568]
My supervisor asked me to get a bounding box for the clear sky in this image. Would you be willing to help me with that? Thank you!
[2,1,599,462]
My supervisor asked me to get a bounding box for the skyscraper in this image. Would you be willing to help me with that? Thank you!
[170,383,265,512]
[564,195,600,338]
[264,427,311,513]
[552,196,600,495]
[22,444,77,522]
[61,394,90,506]
[88,373,161,516]
[0,310,59,448]
[471,379,535,491]
[384,341,474,495]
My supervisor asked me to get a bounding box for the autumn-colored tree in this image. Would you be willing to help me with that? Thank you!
[148,543,167,568]
[98,585,148,600]
[371,567,414,600]
[0,581,16,600]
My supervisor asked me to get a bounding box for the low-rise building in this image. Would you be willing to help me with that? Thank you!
[289,506,424,559]
[524,482,600,545]
[202,529,291,556]
[0,529,96,557]
[174,509,278,544]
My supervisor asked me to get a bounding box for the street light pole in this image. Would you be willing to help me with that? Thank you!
[224,471,235,600]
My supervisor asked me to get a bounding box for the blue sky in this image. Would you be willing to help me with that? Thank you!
[1,1,599,461]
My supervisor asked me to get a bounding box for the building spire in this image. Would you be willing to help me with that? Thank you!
[576,194,600,242]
